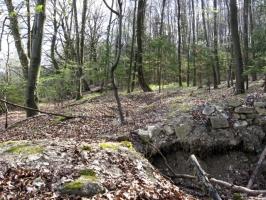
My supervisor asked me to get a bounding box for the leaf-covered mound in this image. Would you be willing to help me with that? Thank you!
[0,139,196,199]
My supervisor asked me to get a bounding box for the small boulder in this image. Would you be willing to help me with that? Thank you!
[235,106,256,114]
[61,180,105,197]
[210,116,229,129]
[202,105,216,115]
[254,102,266,115]
[163,125,175,135]
[227,99,243,108]
[233,121,248,129]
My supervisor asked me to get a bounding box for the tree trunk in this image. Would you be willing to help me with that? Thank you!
[213,0,221,85]
[158,0,167,93]
[73,0,83,100]
[243,0,249,89]
[26,0,46,117]
[50,0,59,71]
[127,0,137,93]
[230,0,245,94]
[104,0,125,124]
[136,0,152,92]
[249,0,256,81]
[192,0,197,87]
[201,0,218,89]
[176,0,182,87]
[4,0,29,79]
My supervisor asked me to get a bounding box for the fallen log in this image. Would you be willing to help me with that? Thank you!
[190,154,222,200]
[247,145,266,189]
[0,99,92,119]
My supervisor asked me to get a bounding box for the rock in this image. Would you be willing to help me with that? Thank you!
[148,125,163,140]
[241,126,265,152]
[233,113,241,120]
[240,114,247,120]
[210,116,229,129]
[233,121,248,129]
[202,105,216,115]
[163,125,175,135]
[235,106,256,114]
[246,113,257,119]
[254,102,266,115]
[174,116,194,139]
[61,180,105,197]
[33,177,45,188]
[227,99,243,108]
[137,129,152,142]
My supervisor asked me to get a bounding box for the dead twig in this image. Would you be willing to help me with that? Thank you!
[0,99,94,119]
[247,145,266,189]
[190,154,222,200]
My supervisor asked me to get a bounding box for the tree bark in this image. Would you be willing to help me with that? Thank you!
[201,0,218,89]
[50,0,59,71]
[230,0,245,94]
[136,0,152,92]
[73,0,83,100]
[243,0,249,89]
[127,0,137,93]
[26,0,46,117]
[192,0,197,87]
[103,0,125,124]
[4,0,29,79]
[176,0,182,87]
[213,0,220,85]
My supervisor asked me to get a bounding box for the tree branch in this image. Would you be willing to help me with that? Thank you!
[102,0,119,16]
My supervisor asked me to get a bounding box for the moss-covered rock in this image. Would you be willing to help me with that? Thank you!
[99,141,134,151]
[5,144,44,155]
[61,169,104,197]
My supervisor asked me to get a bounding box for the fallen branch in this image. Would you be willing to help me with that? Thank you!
[210,178,266,196]
[0,99,91,119]
[247,145,266,189]
[190,154,222,200]
[170,172,266,196]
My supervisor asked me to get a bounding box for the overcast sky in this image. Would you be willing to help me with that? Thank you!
[0,0,116,72]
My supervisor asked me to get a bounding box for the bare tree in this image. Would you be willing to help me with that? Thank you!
[26,0,46,117]
[230,0,245,94]
[103,0,125,124]
[136,0,152,92]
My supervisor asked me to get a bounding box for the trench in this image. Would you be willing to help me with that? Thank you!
[148,142,266,199]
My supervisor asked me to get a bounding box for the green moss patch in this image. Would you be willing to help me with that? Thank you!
[51,116,68,125]
[63,180,84,191]
[120,141,133,149]
[5,144,44,155]
[81,145,92,151]
[99,141,134,151]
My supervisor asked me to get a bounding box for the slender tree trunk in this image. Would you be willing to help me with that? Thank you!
[105,0,114,86]
[201,0,218,89]
[176,0,182,87]
[249,0,256,81]
[230,0,245,94]
[213,0,220,84]
[127,0,137,93]
[26,0,31,59]
[4,0,29,79]
[158,0,167,93]
[26,0,46,117]
[103,0,125,124]
[51,0,59,71]
[136,0,152,92]
[73,0,83,100]
[243,0,249,89]
[192,0,197,87]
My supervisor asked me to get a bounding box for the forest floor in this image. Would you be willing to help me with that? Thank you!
[0,80,265,199]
